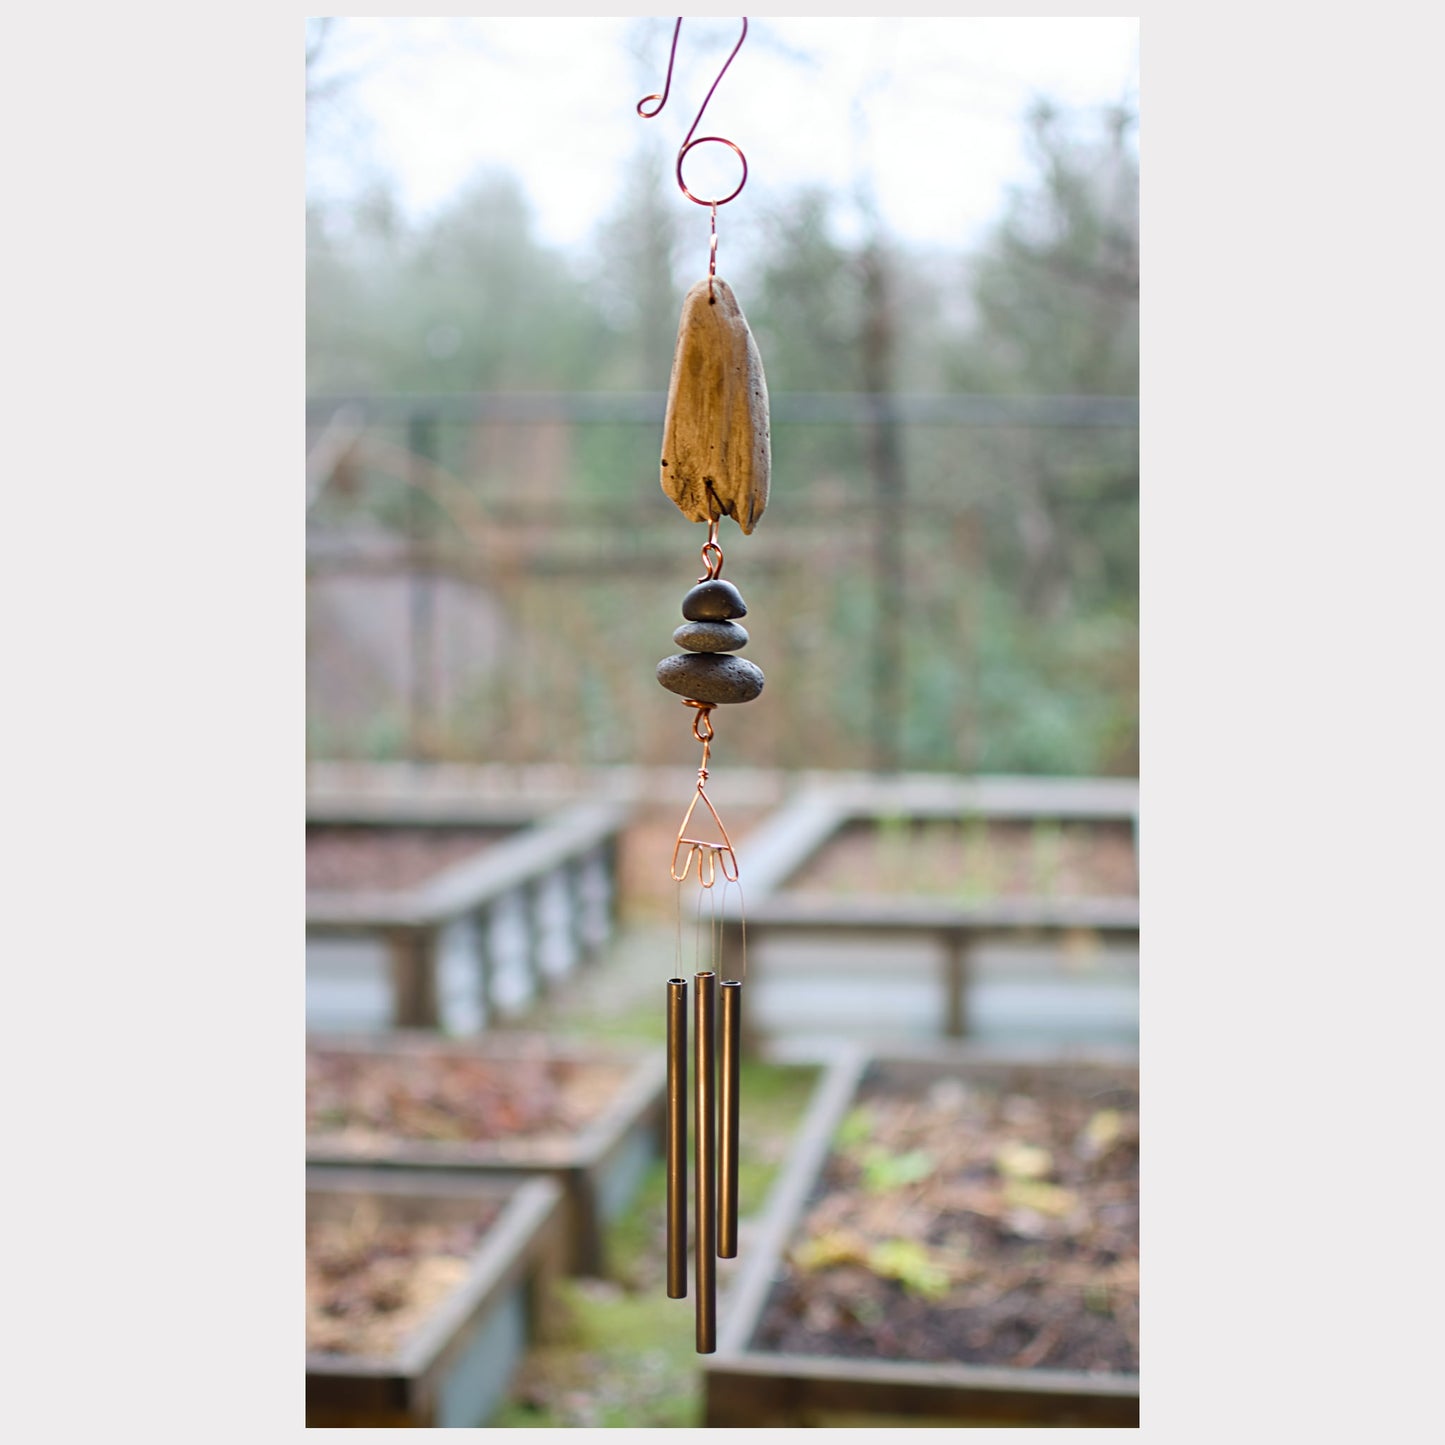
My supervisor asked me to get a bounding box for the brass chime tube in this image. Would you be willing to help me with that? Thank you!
[718,980,742,1258]
[694,970,718,1352]
[666,978,689,1299]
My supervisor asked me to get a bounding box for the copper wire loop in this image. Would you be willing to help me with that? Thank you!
[684,699,716,742]
[678,137,748,211]
[699,517,724,581]
[637,18,750,210]
[637,18,750,300]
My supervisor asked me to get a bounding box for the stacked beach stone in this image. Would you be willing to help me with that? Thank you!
[656,579,765,705]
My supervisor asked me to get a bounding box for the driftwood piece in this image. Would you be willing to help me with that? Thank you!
[660,277,771,534]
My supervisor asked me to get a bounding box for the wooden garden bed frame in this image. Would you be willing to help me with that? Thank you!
[306,1032,666,1276]
[704,1043,1140,1428]
[305,1168,566,1428]
[306,797,627,1030]
[717,775,1140,1043]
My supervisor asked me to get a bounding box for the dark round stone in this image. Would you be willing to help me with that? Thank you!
[681,579,747,621]
[673,619,749,653]
[656,653,765,704]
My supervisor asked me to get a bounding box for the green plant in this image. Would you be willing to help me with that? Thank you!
[835,1104,874,1149]
[866,1239,952,1302]
[860,1146,936,1192]
[793,1231,955,1302]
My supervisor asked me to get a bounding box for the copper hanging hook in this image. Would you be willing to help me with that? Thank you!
[686,698,716,741]
[637,18,750,214]
[699,517,724,581]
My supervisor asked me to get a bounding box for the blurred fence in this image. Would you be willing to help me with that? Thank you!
[305,392,1138,776]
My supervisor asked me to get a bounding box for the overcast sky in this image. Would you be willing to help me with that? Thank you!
[307,17,1139,256]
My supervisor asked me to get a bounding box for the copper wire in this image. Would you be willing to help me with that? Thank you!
[709,203,719,300]
[670,704,740,886]
[699,517,724,580]
[637,18,750,299]
[669,518,740,884]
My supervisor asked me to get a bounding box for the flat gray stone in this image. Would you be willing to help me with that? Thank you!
[673,619,749,653]
[656,652,765,704]
[681,579,747,621]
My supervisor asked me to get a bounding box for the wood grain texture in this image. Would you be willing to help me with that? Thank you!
[660,277,770,534]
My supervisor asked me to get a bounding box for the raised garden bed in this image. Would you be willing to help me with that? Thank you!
[306,797,626,1033]
[306,1168,566,1428]
[306,1032,666,1276]
[717,776,1140,1047]
[306,824,511,893]
[704,1046,1138,1427]
[785,816,1137,900]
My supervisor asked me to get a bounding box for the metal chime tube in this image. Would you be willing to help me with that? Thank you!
[694,970,718,1352]
[666,978,689,1299]
[718,980,741,1258]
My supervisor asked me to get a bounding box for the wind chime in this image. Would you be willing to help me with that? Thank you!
[639,17,767,1355]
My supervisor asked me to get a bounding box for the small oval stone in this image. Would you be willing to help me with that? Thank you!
[673,619,748,653]
[657,653,765,704]
[681,579,747,621]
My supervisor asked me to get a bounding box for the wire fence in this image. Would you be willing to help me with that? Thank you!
[305,392,1138,777]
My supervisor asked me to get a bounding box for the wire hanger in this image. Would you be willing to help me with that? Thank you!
[637,17,750,298]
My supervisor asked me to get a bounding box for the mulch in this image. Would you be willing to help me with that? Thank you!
[754,1062,1139,1374]
[306,1202,500,1357]
[785,818,1137,901]
[306,825,509,893]
[306,1046,631,1149]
